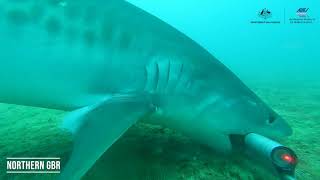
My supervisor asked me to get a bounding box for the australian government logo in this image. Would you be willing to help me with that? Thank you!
[289,8,316,24]
[251,8,281,24]
[6,157,60,174]
[258,8,272,19]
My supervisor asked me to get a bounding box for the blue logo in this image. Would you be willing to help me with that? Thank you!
[296,8,309,17]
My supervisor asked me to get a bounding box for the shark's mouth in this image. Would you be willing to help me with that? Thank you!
[229,133,298,180]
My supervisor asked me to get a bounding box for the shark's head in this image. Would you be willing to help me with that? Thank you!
[197,94,293,139]
[232,95,293,138]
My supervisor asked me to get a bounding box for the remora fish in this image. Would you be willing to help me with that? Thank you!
[0,0,292,179]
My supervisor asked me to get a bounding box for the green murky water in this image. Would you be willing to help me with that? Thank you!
[1,81,319,180]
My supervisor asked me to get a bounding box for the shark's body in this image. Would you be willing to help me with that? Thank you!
[0,0,292,179]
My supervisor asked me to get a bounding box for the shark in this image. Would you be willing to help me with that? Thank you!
[0,0,292,179]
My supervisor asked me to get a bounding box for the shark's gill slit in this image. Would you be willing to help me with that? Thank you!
[143,65,149,91]
[173,62,184,92]
[154,61,160,92]
[178,62,184,81]
[165,60,171,91]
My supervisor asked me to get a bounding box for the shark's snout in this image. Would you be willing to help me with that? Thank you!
[242,102,294,139]
[266,116,293,138]
[277,117,293,137]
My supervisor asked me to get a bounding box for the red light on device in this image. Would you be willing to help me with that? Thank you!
[271,146,297,171]
[281,154,295,164]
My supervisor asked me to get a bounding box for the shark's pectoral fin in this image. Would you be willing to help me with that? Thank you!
[60,94,154,180]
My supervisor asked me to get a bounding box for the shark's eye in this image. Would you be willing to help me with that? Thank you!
[268,114,276,124]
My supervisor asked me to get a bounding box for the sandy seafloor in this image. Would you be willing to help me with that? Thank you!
[0,81,319,180]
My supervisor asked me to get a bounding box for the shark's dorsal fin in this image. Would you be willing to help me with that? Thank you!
[60,94,155,179]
